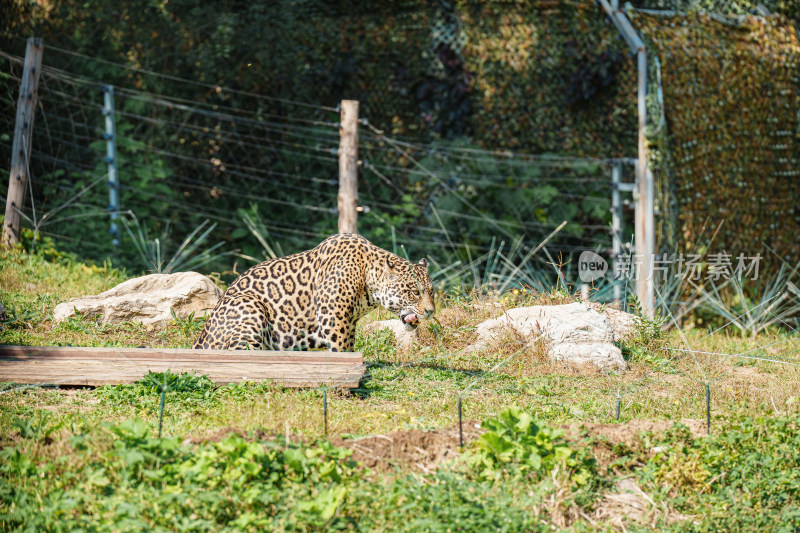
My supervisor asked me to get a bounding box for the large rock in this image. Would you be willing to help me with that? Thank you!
[470,302,630,371]
[53,272,222,325]
[585,302,640,342]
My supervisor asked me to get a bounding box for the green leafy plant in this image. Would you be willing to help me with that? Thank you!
[620,293,673,369]
[169,308,207,338]
[10,412,65,443]
[464,407,595,486]
[642,416,800,530]
[0,304,38,330]
[355,328,397,361]
[139,370,215,397]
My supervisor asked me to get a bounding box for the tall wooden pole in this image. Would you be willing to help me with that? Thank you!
[3,38,44,247]
[337,100,359,234]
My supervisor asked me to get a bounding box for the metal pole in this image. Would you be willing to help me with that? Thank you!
[611,163,623,303]
[103,85,120,245]
[3,38,43,247]
[323,386,328,437]
[636,50,655,317]
[158,387,166,438]
[644,166,655,312]
[597,0,655,318]
[580,283,589,301]
[458,395,463,448]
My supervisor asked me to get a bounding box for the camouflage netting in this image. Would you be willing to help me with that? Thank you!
[3,0,800,269]
[633,0,800,16]
[635,11,800,263]
[456,1,638,156]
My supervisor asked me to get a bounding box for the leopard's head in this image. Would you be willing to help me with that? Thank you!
[375,257,435,328]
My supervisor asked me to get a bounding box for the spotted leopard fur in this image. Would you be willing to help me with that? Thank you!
[193,234,435,351]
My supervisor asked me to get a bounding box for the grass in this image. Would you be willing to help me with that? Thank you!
[1,246,799,530]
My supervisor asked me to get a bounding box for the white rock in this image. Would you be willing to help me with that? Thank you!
[471,302,627,371]
[362,319,418,350]
[586,302,640,342]
[53,272,221,325]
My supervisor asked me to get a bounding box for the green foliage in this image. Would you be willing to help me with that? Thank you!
[0,303,37,331]
[620,295,674,368]
[0,420,363,531]
[122,215,232,274]
[464,407,595,486]
[0,246,128,343]
[170,309,207,338]
[408,141,611,250]
[3,0,800,278]
[96,371,217,413]
[351,469,550,532]
[642,416,800,531]
[636,11,800,271]
[630,0,800,15]
[692,256,800,337]
[1,0,626,278]
[355,327,397,361]
[139,370,214,396]
[9,411,65,442]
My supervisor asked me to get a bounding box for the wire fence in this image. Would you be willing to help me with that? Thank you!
[1,45,634,293]
[1,6,799,486]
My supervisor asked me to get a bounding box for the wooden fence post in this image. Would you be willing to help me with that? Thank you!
[2,38,44,247]
[337,100,359,234]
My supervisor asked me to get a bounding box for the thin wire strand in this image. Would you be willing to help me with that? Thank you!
[28,44,340,112]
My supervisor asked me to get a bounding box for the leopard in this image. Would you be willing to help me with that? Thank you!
[193,233,435,352]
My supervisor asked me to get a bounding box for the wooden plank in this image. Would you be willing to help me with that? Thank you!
[0,345,362,364]
[0,345,365,388]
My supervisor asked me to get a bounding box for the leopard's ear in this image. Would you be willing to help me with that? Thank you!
[417,258,428,268]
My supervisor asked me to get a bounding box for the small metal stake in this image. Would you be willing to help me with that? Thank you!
[158,387,165,438]
[705,383,711,435]
[616,394,621,421]
[458,395,463,448]
[323,386,328,437]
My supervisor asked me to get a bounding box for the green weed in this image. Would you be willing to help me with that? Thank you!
[463,407,596,488]
[170,308,207,337]
[642,416,800,531]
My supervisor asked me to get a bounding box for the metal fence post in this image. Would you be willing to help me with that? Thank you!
[598,0,655,317]
[102,85,120,245]
[611,163,623,303]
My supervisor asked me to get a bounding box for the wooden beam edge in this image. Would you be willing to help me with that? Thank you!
[0,345,363,364]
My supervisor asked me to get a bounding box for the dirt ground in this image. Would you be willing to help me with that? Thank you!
[572,418,706,449]
[330,418,708,474]
[329,421,484,474]
[185,418,706,475]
